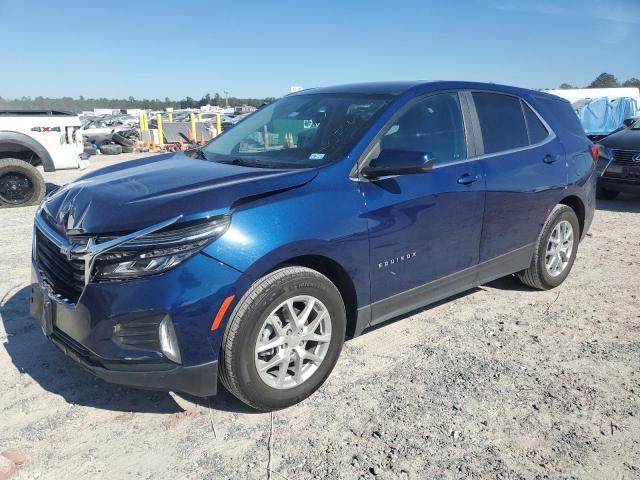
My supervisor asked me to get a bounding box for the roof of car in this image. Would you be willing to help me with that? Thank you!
[291,81,563,101]
[295,81,426,96]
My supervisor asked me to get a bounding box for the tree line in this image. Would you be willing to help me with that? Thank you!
[558,72,640,90]
[0,92,277,113]
[0,73,638,112]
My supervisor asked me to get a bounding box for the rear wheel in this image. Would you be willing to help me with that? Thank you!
[0,158,46,207]
[220,267,346,411]
[518,204,579,290]
[596,185,619,200]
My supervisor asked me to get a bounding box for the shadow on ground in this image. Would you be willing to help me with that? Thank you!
[485,274,534,292]
[1,285,253,414]
[596,193,640,213]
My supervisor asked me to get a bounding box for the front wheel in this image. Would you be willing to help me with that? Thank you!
[219,267,346,411]
[518,204,580,290]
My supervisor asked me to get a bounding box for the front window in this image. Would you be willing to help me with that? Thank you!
[202,93,390,168]
[379,92,467,165]
[631,118,640,130]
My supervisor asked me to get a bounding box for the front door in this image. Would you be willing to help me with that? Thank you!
[359,92,485,323]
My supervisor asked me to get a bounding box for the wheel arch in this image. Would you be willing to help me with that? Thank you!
[268,255,360,338]
[0,131,55,171]
[558,195,585,238]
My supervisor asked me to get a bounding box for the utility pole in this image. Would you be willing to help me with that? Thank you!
[223,91,229,108]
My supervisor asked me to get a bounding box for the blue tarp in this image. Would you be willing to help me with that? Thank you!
[573,97,639,135]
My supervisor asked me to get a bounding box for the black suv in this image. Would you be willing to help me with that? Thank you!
[596,118,640,199]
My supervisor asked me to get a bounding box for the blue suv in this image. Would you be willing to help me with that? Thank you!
[30,82,596,410]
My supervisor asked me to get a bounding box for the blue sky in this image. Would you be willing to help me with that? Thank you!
[0,0,637,99]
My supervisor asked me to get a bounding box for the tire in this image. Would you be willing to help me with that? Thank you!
[0,158,46,207]
[112,131,134,147]
[100,143,122,155]
[518,204,580,290]
[596,185,619,200]
[120,145,134,153]
[83,147,97,156]
[220,267,346,411]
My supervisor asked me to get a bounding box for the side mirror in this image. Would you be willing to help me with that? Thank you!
[622,117,638,128]
[361,149,433,179]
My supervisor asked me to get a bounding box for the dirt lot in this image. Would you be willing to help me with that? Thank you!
[1,153,639,479]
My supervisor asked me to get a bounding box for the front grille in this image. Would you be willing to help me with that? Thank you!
[35,228,85,303]
[612,149,640,166]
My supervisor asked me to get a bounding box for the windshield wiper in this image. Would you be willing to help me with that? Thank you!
[216,158,273,168]
[188,148,208,160]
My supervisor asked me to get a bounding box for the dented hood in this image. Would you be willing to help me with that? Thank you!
[42,152,317,234]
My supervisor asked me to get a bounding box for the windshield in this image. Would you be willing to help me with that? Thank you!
[632,118,640,130]
[203,93,390,168]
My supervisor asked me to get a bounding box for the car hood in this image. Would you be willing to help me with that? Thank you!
[42,152,317,234]
[599,128,640,150]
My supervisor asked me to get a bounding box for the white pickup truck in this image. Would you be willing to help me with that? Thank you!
[0,110,87,207]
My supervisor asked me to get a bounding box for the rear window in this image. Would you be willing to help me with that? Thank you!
[522,102,549,144]
[472,92,529,154]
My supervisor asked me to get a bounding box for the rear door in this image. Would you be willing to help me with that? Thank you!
[359,91,486,321]
[467,91,567,263]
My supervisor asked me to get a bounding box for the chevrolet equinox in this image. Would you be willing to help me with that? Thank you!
[30,82,596,411]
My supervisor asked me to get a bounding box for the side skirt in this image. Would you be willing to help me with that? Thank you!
[352,243,535,337]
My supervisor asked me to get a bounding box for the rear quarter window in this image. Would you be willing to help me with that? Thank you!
[472,92,529,154]
[533,96,586,138]
[522,102,549,144]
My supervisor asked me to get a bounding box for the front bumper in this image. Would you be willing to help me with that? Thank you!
[29,250,243,397]
[597,158,640,193]
[598,177,640,194]
[50,324,218,397]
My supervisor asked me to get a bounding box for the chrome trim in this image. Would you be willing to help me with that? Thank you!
[81,215,183,286]
[34,212,68,249]
[601,158,615,177]
[352,89,558,179]
[434,131,557,169]
[94,216,230,250]
[437,95,557,167]
[33,213,183,306]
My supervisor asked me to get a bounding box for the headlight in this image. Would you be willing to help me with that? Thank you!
[93,216,229,280]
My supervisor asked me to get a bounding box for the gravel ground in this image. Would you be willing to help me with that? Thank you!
[1,153,639,479]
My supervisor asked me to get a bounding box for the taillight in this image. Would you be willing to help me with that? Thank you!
[590,144,599,162]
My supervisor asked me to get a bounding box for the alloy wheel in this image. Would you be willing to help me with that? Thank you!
[545,220,574,277]
[254,295,332,389]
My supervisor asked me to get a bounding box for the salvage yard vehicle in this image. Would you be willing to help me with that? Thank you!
[80,118,133,146]
[0,110,86,207]
[30,81,596,411]
[595,117,640,199]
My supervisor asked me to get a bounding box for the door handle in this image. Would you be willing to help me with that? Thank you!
[543,154,558,164]
[457,173,481,185]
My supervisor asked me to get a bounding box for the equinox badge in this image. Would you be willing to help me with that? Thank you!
[378,252,417,269]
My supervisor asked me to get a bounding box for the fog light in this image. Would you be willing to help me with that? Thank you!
[159,316,181,364]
